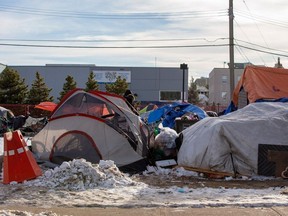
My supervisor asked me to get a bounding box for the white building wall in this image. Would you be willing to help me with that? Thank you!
[209,68,244,106]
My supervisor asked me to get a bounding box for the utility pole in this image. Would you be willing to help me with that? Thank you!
[229,0,235,99]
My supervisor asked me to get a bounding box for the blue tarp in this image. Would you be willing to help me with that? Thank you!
[223,101,237,115]
[147,102,208,128]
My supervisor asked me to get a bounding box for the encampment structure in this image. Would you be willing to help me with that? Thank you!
[32,89,151,173]
[232,65,288,109]
[177,102,288,177]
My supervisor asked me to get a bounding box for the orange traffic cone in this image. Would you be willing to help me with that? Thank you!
[3,130,42,184]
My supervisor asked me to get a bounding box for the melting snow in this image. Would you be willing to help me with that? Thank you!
[24,159,136,190]
[0,158,287,216]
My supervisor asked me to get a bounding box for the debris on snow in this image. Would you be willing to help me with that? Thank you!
[24,159,136,190]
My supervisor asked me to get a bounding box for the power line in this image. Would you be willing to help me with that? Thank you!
[234,19,266,65]
[236,44,288,58]
[235,39,288,55]
[0,43,229,49]
[234,9,288,28]
[240,0,276,62]
[1,38,287,56]
[0,4,227,19]
[1,39,288,59]
[0,37,229,43]
[234,40,250,63]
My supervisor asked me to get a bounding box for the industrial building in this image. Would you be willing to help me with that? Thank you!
[10,64,188,104]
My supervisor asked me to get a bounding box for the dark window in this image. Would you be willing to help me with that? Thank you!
[160,91,181,101]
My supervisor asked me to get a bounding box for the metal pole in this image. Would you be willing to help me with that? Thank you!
[182,68,185,102]
[229,0,235,99]
[180,63,188,102]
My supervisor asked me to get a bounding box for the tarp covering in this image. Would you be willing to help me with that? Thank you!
[35,102,57,112]
[232,65,288,107]
[177,102,288,176]
[139,104,158,115]
[147,102,207,128]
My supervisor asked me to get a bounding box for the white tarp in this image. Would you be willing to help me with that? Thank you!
[177,102,288,176]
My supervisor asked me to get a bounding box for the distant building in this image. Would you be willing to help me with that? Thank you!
[195,77,209,87]
[208,63,251,106]
[10,64,188,104]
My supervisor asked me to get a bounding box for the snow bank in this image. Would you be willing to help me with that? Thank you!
[0,210,57,216]
[24,159,136,190]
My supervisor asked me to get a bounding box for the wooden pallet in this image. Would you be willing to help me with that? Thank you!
[178,166,236,179]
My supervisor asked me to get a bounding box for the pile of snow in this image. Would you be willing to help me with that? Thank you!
[24,159,137,191]
[0,210,57,216]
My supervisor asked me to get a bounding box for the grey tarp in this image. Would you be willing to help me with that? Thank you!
[177,102,288,176]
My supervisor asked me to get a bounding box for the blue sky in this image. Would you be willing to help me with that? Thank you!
[1,0,288,79]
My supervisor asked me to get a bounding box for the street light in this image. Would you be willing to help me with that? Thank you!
[180,63,188,102]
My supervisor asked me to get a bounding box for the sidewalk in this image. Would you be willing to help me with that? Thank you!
[1,206,288,216]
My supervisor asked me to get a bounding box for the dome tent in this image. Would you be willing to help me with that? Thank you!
[32,89,151,173]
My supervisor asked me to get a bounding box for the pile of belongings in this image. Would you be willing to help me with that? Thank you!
[147,102,207,129]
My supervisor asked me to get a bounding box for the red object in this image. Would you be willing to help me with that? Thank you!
[3,130,42,184]
[35,102,57,112]
[232,65,288,107]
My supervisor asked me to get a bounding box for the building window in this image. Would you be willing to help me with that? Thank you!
[221,91,227,101]
[222,75,228,83]
[160,91,181,101]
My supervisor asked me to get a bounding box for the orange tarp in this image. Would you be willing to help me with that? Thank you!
[232,66,288,106]
[35,102,57,112]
